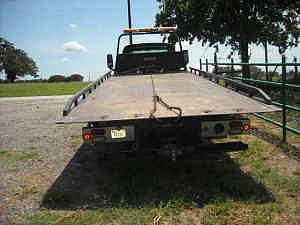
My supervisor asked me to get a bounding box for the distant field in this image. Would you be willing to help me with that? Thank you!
[0,82,90,97]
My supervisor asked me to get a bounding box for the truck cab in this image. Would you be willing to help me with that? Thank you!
[107,27,189,75]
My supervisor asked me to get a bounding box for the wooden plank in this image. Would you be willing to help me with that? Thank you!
[61,72,280,123]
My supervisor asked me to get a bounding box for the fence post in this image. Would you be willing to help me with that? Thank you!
[214,53,218,73]
[206,59,208,72]
[200,59,202,71]
[264,41,269,80]
[282,55,287,143]
[294,57,298,80]
[231,58,234,77]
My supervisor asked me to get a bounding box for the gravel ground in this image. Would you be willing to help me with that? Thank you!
[0,96,83,224]
[1,96,299,225]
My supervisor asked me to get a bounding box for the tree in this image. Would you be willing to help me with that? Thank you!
[48,75,65,83]
[0,37,38,82]
[68,74,83,82]
[156,0,300,78]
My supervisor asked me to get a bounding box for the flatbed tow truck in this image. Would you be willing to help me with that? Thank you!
[58,27,280,160]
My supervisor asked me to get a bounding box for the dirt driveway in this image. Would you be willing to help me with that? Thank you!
[0,96,299,225]
[0,96,84,223]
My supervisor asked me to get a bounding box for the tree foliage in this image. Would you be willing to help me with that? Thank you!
[0,37,39,82]
[68,74,83,82]
[48,75,65,83]
[48,74,84,82]
[156,0,300,77]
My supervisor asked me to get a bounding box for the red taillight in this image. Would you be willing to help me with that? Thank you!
[83,134,93,140]
[243,124,251,131]
[229,120,250,135]
[91,129,106,135]
[229,121,243,128]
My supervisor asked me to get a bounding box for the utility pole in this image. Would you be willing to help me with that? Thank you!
[127,0,133,44]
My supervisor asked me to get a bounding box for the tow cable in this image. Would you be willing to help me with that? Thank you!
[149,75,183,161]
[149,75,182,121]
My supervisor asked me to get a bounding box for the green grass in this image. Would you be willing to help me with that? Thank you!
[11,139,300,225]
[0,150,39,162]
[0,82,90,97]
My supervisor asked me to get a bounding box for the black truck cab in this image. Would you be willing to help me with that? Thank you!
[107,28,189,75]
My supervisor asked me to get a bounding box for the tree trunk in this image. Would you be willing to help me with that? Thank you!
[7,73,17,83]
[240,38,250,79]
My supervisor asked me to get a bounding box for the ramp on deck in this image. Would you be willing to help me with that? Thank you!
[60,72,279,123]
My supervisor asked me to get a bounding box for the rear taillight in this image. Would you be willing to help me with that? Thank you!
[82,127,92,141]
[83,134,93,140]
[91,129,106,135]
[229,121,243,128]
[229,120,250,135]
[242,124,251,131]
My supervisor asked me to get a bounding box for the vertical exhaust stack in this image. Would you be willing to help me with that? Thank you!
[127,0,133,45]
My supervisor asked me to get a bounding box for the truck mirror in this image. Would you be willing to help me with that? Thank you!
[183,50,189,65]
[107,54,114,70]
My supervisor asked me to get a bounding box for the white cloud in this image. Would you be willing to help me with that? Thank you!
[62,41,88,52]
[69,24,78,29]
[62,57,71,62]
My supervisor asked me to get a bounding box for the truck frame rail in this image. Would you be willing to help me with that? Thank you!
[63,71,112,116]
[189,67,272,104]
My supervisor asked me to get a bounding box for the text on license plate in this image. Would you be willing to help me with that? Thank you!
[111,129,126,139]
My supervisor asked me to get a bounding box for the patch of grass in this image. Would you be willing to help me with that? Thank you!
[292,171,300,176]
[0,82,90,97]
[204,202,283,225]
[89,156,273,210]
[205,201,238,216]
[42,190,77,208]
[234,140,300,195]
[0,150,39,162]
[13,138,300,225]
[14,208,182,225]
[8,168,20,173]
[70,134,81,139]
[67,141,81,149]
[15,185,40,201]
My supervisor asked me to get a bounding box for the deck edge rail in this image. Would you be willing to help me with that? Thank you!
[63,71,112,116]
[189,67,272,104]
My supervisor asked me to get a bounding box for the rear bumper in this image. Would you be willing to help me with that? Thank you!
[82,115,250,148]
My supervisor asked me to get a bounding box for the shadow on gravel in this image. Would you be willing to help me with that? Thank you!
[41,143,275,210]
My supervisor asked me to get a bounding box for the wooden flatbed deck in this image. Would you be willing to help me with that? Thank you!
[61,72,279,123]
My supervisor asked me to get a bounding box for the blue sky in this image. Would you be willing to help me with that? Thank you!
[0,0,299,80]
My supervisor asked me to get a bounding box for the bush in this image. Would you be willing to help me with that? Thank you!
[48,74,83,82]
[48,75,65,82]
[68,74,83,82]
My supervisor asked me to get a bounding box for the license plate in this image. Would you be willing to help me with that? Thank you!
[111,129,126,139]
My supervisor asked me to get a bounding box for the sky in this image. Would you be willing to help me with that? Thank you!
[0,0,299,81]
